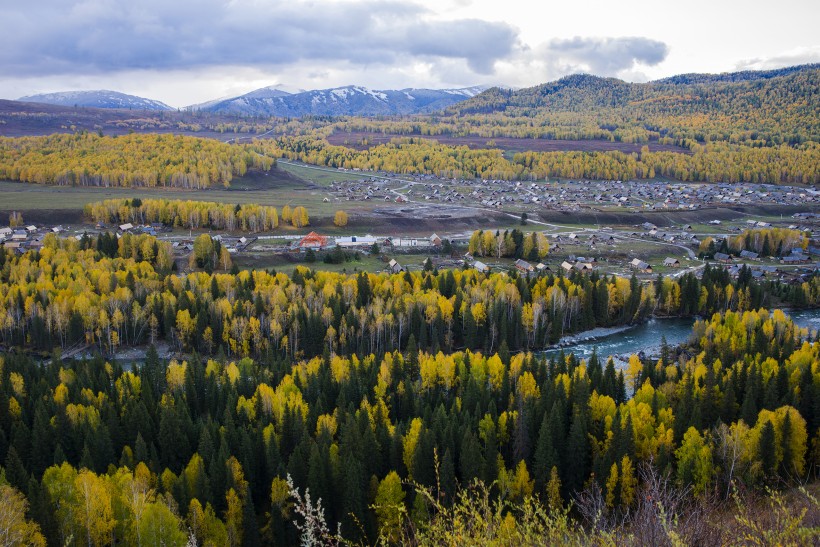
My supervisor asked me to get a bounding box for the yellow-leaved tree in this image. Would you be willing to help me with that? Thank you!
[334,210,349,227]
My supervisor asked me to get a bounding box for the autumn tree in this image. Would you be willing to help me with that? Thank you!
[0,484,46,546]
[333,210,349,227]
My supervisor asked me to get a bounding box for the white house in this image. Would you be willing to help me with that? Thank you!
[336,235,379,248]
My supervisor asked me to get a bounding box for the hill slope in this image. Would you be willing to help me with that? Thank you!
[445,64,820,145]
[18,90,173,111]
[197,85,490,116]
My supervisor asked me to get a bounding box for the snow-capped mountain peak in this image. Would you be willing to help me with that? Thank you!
[18,90,173,111]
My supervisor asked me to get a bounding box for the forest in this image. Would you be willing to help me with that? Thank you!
[1,233,818,357]
[0,234,816,545]
[0,133,277,189]
[0,300,818,544]
[258,136,820,184]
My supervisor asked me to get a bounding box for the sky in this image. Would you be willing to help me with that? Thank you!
[0,0,818,108]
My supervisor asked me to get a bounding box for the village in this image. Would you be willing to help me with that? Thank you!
[3,208,819,287]
[324,171,820,213]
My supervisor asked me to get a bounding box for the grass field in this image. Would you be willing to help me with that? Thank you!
[0,165,387,222]
[277,161,368,186]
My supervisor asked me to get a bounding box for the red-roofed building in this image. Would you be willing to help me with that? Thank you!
[298,232,328,250]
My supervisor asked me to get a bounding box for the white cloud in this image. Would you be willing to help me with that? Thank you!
[736,46,820,71]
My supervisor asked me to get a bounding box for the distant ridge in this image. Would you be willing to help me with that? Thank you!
[18,90,173,111]
[192,85,492,117]
[448,63,820,116]
[653,64,820,85]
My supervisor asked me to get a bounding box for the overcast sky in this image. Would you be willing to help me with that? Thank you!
[1,0,818,108]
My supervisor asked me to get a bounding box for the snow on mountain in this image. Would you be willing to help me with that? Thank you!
[18,90,173,111]
[195,84,494,117]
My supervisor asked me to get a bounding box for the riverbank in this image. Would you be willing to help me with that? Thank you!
[542,307,820,365]
[554,324,637,348]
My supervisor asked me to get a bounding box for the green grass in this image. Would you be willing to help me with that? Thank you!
[277,161,369,186]
[0,167,385,219]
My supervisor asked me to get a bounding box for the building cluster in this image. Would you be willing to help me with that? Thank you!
[293,232,443,252]
[325,172,818,214]
[0,224,46,253]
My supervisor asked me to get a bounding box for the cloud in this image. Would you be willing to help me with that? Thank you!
[540,36,669,75]
[735,46,820,71]
[0,0,518,77]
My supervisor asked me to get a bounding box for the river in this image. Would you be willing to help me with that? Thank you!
[542,307,820,364]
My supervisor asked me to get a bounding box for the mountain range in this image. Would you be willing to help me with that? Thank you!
[18,85,491,117]
[192,85,490,116]
[13,64,819,121]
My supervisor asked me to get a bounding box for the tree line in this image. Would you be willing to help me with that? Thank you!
[260,136,820,184]
[84,199,310,232]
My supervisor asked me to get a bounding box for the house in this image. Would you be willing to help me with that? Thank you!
[714,252,732,263]
[630,258,653,273]
[514,259,534,273]
[739,250,759,260]
[119,223,134,232]
[781,255,809,264]
[388,259,404,273]
[392,237,432,248]
[429,233,442,247]
[336,235,378,248]
[561,261,574,273]
[473,261,490,273]
[0,227,12,239]
[663,257,681,267]
[25,225,37,233]
[574,262,594,272]
[536,263,550,272]
[297,231,328,250]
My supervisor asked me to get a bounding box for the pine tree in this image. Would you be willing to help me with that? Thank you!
[564,409,589,493]
[758,421,777,477]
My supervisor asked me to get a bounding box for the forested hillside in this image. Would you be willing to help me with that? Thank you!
[448,65,819,146]
[0,133,276,189]
[0,303,817,544]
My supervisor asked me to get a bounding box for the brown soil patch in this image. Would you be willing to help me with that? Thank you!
[326,131,691,155]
